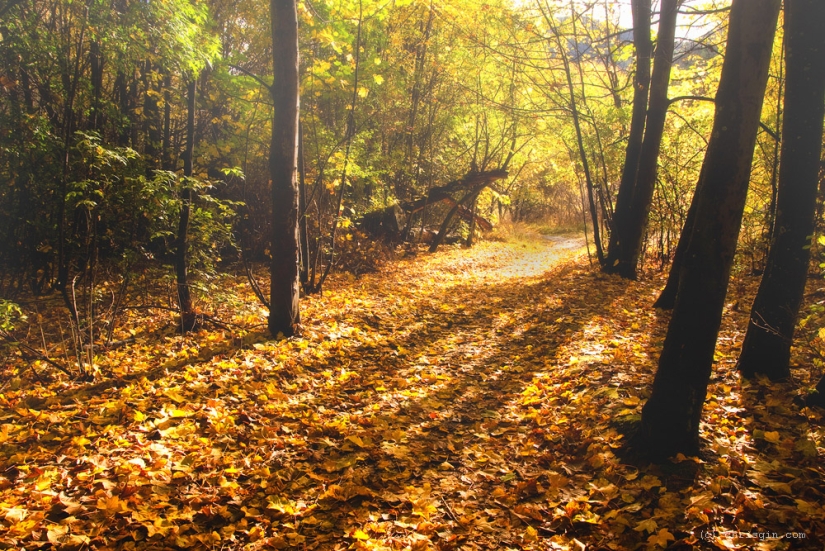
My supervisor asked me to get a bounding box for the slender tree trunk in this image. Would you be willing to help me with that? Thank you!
[298,121,310,287]
[143,61,161,168]
[162,72,173,171]
[551,8,604,264]
[609,0,680,279]
[764,34,784,254]
[406,0,433,163]
[89,39,103,132]
[115,71,131,146]
[737,0,825,380]
[268,0,301,337]
[465,193,479,247]
[175,77,196,331]
[429,186,480,253]
[605,0,651,272]
[638,0,780,459]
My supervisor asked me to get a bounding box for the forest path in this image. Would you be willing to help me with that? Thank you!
[3,232,824,550]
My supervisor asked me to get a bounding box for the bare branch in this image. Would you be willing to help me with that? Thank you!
[229,64,272,92]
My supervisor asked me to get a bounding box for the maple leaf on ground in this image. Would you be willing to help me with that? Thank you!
[648,528,675,547]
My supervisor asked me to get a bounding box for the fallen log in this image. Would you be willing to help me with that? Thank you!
[401,169,509,214]
[441,196,493,231]
[358,168,506,242]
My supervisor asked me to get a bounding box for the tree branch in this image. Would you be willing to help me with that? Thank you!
[229,65,272,92]
[667,95,714,106]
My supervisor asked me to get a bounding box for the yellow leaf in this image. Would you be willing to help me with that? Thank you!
[634,518,658,534]
[796,499,818,514]
[47,525,68,545]
[357,86,369,98]
[647,528,675,547]
[164,388,186,403]
[352,529,370,540]
[35,475,51,491]
[373,74,384,85]
[346,435,365,448]
[134,410,146,422]
[639,475,661,490]
[763,431,780,444]
[267,495,296,514]
[96,495,125,515]
[72,436,91,447]
[523,525,538,542]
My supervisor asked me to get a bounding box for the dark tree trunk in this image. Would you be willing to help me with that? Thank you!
[175,78,196,331]
[560,42,604,264]
[737,0,825,380]
[162,72,173,171]
[268,0,301,337]
[465,194,478,247]
[115,71,131,146]
[608,0,680,279]
[638,0,780,459]
[604,0,651,272]
[143,61,161,168]
[89,40,103,131]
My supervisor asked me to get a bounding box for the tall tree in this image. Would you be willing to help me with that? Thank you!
[604,0,651,272]
[737,0,825,381]
[637,0,780,458]
[543,1,605,264]
[268,0,301,337]
[605,0,680,279]
[175,76,197,331]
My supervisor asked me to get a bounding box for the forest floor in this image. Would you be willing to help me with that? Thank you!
[1,229,825,550]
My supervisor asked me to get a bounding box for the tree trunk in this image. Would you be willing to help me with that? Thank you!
[554,11,604,265]
[162,72,173,171]
[175,78,196,331]
[89,40,103,132]
[604,0,651,272]
[638,0,780,459]
[608,0,680,279]
[737,0,825,380]
[115,71,131,147]
[143,61,161,168]
[298,121,310,287]
[268,0,301,337]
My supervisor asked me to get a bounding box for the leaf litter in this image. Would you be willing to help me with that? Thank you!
[1,233,824,550]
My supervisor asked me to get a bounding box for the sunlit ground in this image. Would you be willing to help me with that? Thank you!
[1,231,823,550]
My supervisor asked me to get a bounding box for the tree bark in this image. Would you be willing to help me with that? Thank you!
[737,0,825,380]
[604,0,651,273]
[638,0,780,459]
[268,0,301,337]
[608,0,680,279]
[175,77,196,331]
